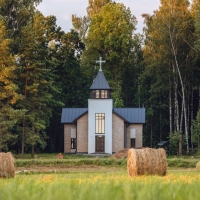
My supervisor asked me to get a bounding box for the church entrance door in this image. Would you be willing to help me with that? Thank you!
[95,136,105,152]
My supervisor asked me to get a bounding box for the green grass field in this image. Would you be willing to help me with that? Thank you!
[1,154,199,199]
[0,168,200,200]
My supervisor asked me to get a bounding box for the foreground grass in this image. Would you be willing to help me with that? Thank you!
[0,170,200,200]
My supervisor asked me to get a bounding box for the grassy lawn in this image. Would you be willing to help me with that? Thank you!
[0,168,200,200]
[0,153,198,199]
[13,153,199,168]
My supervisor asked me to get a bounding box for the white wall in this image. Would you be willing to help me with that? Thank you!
[88,99,113,154]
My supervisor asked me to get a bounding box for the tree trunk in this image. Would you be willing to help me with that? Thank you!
[191,89,194,151]
[199,86,200,110]
[0,138,2,152]
[21,118,25,159]
[150,116,153,148]
[179,134,182,156]
[31,145,34,158]
[180,100,184,132]
[169,89,172,133]
[178,101,184,156]
[173,64,179,131]
[160,103,162,141]
[169,63,173,135]
[169,31,189,154]
[21,66,28,159]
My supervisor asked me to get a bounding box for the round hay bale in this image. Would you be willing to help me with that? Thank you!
[0,152,15,178]
[127,148,167,177]
[196,161,200,171]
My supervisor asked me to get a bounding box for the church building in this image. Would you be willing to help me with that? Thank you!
[61,58,145,154]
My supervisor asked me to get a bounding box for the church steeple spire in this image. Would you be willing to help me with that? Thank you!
[90,57,111,99]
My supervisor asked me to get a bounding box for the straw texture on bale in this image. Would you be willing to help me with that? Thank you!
[127,148,167,177]
[0,152,15,178]
[196,161,200,171]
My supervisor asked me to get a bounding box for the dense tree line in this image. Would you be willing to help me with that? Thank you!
[0,0,200,156]
[141,0,200,155]
[0,0,88,157]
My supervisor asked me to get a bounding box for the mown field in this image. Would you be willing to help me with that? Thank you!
[13,153,200,168]
[0,154,199,200]
[0,168,200,200]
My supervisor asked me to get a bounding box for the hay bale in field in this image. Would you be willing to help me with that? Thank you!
[127,148,167,177]
[196,161,200,171]
[0,152,15,178]
[111,148,129,159]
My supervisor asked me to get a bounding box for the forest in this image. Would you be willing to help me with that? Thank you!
[0,0,200,157]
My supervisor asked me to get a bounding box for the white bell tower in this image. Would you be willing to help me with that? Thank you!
[88,57,113,154]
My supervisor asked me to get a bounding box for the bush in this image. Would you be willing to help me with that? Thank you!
[167,158,198,168]
[14,158,127,167]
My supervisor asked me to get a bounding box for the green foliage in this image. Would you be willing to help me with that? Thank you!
[141,0,196,150]
[168,131,183,155]
[82,2,137,106]
[0,19,23,151]
[0,0,42,37]
[13,12,65,156]
[46,29,88,152]
[14,158,126,167]
[109,80,124,107]
[72,0,111,40]
[167,157,198,168]
[1,4,89,154]
[1,0,200,156]
[56,30,88,107]
[13,154,199,168]
[191,109,200,150]
[192,0,200,51]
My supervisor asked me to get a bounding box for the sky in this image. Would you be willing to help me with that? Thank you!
[37,0,161,33]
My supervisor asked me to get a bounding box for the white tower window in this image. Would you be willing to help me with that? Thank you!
[95,113,105,134]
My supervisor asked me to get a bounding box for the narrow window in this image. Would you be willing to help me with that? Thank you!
[131,138,136,148]
[91,90,96,99]
[105,90,108,98]
[96,90,99,98]
[130,129,136,148]
[101,90,105,98]
[71,138,76,149]
[95,113,105,134]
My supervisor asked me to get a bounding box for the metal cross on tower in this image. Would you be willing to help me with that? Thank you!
[96,57,106,71]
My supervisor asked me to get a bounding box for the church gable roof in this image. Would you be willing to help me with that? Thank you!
[61,107,145,124]
[90,71,111,90]
[61,108,88,123]
[113,108,145,124]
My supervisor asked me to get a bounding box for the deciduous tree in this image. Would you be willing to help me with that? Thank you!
[142,0,194,153]
[191,109,200,151]
[82,2,137,107]
[0,19,21,151]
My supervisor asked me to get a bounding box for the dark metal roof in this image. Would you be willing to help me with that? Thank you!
[61,108,145,124]
[90,71,111,90]
[61,108,88,123]
[113,108,145,124]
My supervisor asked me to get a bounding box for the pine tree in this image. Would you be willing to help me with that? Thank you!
[15,12,61,157]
